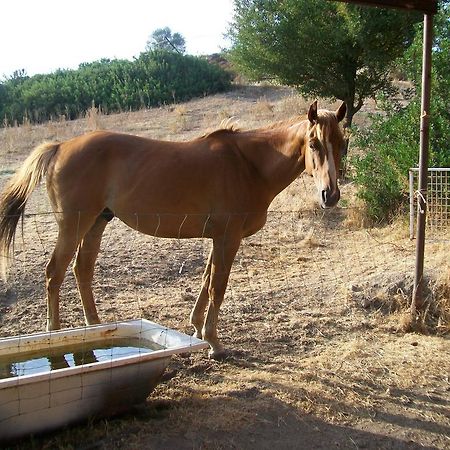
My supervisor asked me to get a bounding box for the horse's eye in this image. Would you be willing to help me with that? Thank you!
[310,140,320,152]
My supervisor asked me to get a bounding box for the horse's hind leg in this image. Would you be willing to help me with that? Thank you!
[190,248,213,338]
[46,214,96,330]
[73,216,108,326]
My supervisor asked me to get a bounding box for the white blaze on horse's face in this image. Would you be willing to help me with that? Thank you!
[306,124,340,208]
[305,101,346,209]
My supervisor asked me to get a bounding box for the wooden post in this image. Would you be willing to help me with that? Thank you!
[411,13,433,321]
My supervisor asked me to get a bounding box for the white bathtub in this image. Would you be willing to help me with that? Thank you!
[0,319,208,441]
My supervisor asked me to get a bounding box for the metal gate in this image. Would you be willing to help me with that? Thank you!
[409,168,450,239]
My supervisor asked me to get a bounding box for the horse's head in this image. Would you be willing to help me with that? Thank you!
[304,100,346,208]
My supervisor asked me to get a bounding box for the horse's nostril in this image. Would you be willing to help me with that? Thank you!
[321,189,328,204]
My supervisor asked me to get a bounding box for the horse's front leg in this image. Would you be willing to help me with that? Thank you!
[203,235,241,360]
[190,248,212,338]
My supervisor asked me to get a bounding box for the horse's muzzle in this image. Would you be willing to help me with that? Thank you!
[321,188,340,208]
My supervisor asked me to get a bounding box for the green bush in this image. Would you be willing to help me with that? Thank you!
[352,104,418,222]
[353,96,449,223]
[0,51,232,125]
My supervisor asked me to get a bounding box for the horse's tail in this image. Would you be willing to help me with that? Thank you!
[0,142,60,279]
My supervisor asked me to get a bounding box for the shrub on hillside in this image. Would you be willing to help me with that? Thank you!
[0,51,232,125]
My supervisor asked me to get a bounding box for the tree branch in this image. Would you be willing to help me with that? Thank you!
[164,36,182,54]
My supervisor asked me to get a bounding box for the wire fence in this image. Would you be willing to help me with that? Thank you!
[0,200,449,441]
[0,203,444,337]
[409,168,450,240]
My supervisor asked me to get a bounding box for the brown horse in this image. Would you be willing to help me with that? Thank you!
[0,101,346,359]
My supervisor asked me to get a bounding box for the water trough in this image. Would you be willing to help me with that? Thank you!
[0,318,208,441]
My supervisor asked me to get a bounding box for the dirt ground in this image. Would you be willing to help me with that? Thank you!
[0,85,449,449]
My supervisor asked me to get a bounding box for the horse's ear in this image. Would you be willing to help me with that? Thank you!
[336,102,347,123]
[308,100,318,124]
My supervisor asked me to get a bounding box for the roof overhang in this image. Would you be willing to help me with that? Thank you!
[333,0,437,14]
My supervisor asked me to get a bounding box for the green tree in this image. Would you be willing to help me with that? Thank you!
[146,27,186,54]
[229,0,419,129]
[352,3,450,222]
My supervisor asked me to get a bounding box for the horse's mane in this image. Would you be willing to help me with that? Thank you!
[202,116,299,139]
[201,110,339,140]
[200,117,240,139]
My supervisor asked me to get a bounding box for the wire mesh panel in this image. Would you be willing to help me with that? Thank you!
[409,168,450,240]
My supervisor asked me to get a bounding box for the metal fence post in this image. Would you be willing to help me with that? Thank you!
[409,169,415,240]
[411,13,433,319]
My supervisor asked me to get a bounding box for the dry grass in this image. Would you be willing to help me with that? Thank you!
[85,102,104,131]
[253,97,275,118]
[1,84,449,449]
[298,228,321,248]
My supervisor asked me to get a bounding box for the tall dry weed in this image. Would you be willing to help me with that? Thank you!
[85,102,104,131]
[0,125,18,155]
[170,105,191,133]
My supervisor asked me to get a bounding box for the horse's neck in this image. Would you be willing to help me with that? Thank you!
[238,127,306,196]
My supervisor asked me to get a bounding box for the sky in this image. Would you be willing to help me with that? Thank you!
[1,0,235,78]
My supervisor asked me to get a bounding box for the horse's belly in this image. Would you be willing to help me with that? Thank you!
[116,212,214,239]
[115,210,266,240]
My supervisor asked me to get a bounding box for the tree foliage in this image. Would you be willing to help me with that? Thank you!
[146,27,186,54]
[352,3,450,223]
[229,0,420,127]
[0,51,231,125]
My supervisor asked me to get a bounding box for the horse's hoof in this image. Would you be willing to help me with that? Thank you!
[208,348,228,361]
